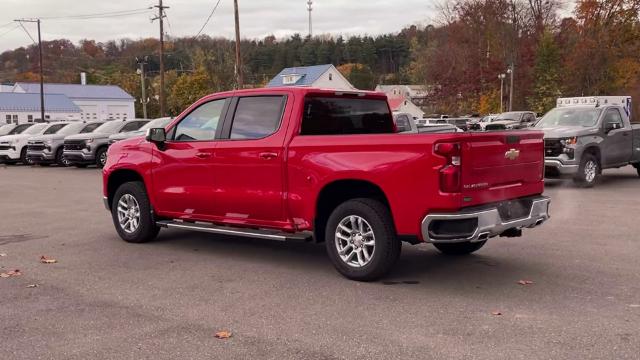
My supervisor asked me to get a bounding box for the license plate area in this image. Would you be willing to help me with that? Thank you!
[497,198,533,221]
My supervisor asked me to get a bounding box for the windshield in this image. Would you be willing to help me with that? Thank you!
[536,107,602,128]
[79,123,103,134]
[43,124,68,135]
[140,118,172,131]
[93,121,123,134]
[496,112,521,121]
[23,123,49,135]
[7,124,32,135]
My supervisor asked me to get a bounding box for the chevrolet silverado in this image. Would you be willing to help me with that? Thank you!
[103,88,550,281]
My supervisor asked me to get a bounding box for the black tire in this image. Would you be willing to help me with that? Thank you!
[56,148,69,167]
[19,147,30,165]
[634,164,640,177]
[111,181,160,243]
[573,153,600,188]
[325,198,401,282]
[96,147,108,168]
[433,241,486,255]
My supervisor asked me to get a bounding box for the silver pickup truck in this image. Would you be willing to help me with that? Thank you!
[536,96,640,187]
[27,121,103,166]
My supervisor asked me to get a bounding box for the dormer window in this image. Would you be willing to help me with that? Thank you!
[282,74,302,85]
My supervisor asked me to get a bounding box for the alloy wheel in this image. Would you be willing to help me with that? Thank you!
[117,194,141,234]
[335,215,376,268]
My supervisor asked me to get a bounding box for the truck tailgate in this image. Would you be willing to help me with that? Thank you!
[461,131,544,206]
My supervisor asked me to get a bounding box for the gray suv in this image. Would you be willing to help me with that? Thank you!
[63,119,148,168]
[27,121,103,166]
[537,97,640,187]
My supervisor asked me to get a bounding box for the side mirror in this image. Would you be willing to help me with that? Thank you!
[146,128,166,144]
[604,122,620,133]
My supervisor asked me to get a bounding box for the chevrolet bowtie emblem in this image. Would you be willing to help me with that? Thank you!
[505,148,520,160]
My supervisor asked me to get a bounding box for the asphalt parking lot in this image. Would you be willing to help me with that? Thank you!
[1,165,639,360]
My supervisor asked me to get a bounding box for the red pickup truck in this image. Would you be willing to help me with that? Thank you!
[103,88,550,281]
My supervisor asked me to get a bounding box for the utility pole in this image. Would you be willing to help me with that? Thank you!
[307,0,313,38]
[15,18,45,122]
[233,0,243,88]
[152,0,169,117]
[507,64,514,111]
[136,57,148,119]
[498,73,506,113]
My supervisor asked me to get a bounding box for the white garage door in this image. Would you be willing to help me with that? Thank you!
[80,105,98,121]
[107,105,131,120]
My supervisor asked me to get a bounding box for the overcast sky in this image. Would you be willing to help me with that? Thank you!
[0,0,436,52]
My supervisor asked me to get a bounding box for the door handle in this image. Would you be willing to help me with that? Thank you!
[259,152,278,160]
[196,152,212,159]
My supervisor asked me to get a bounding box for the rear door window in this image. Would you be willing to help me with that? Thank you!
[229,96,285,140]
[301,97,394,135]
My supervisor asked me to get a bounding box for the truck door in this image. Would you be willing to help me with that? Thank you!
[601,108,632,166]
[151,98,229,217]
[210,94,290,226]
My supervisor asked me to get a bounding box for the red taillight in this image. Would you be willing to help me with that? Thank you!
[435,142,462,193]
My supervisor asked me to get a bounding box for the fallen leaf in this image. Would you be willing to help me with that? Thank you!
[517,280,534,286]
[214,331,232,339]
[491,311,503,316]
[629,304,640,308]
[26,284,39,288]
[0,253,7,257]
[40,256,57,264]
[0,269,22,278]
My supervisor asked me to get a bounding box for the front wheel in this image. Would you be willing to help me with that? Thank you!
[111,181,160,243]
[573,154,600,188]
[96,147,108,168]
[433,241,486,255]
[20,148,30,165]
[56,148,70,167]
[325,198,401,281]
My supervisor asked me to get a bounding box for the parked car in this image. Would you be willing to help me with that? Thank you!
[27,121,103,166]
[0,123,34,137]
[417,123,463,133]
[63,119,148,168]
[415,118,448,126]
[537,96,640,187]
[392,112,418,133]
[103,88,550,281]
[444,117,473,131]
[109,117,173,144]
[0,123,51,164]
[484,111,538,131]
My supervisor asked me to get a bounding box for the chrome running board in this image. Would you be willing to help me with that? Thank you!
[156,220,313,242]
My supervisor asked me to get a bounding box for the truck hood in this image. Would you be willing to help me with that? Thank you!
[540,126,597,139]
[0,134,33,143]
[29,134,65,142]
[109,130,143,141]
[65,132,109,141]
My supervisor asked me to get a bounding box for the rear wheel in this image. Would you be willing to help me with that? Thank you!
[574,154,600,188]
[96,147,108,168]
[433,241,486,255]
[325,198,401,282]
[111,181,160,243]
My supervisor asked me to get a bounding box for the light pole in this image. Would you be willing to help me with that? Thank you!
[498,73,506,113]
[507,64,514,111]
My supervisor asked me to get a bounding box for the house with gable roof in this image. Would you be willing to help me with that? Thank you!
[267,64,356,90]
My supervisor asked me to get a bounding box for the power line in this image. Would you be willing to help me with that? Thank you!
[18,22,37,44]
[195,0,223,38]
[39,8,153,20]
[0,24,20,39]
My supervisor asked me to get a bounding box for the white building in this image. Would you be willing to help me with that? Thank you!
[0,92,81,124]
[267,64,356,90]
[387,98,425,119]
[12,82,135,121]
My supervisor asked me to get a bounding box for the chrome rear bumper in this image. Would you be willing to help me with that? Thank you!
[421,196,550,243]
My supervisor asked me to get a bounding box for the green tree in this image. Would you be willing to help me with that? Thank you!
[168,68,212,115]
[528,31,562,114]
